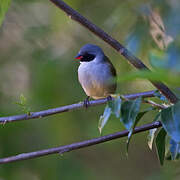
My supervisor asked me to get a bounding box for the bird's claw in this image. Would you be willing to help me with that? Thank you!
[83,96,90,108]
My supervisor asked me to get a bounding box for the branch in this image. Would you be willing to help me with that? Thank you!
[143,99,167,109]
[0,121,161,164]
[0,90,156,124]
[49,0,178,104]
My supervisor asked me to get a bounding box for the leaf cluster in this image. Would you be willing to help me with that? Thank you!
[99,92,180,165]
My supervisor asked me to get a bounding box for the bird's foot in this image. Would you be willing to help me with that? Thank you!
[83,96,90,108]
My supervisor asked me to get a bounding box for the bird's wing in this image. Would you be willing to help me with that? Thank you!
[104,56,117,94]
[104,56,117,77]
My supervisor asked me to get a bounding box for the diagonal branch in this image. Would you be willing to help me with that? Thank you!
[0,90,156,124]
[49,0,178,104]
[0,121,161,164]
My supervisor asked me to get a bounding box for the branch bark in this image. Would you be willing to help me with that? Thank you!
[0,121,161,164]
[49,0,178,104]
[0,90,156,124]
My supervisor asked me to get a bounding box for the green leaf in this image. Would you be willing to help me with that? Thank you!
[136,107,154,122]
[169,138,180,160]
[148,128,158,150]
[155,128,167,165]
[108,95,121,118]
[127,106,152,152]
[98,96,121,134]
[120,97,142,130]
[20,94,27,105]
[15,94,31,115]
[98,105,111,134]
[161,101,180,143]
[0,0,11,27]
[120,97,142,154]
[147,112,161,150]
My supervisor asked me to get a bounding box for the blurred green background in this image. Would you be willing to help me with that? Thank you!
[0,0,180,179]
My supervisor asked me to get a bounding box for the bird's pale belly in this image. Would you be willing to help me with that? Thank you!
[82,80,110,99]
[78,63,116,99]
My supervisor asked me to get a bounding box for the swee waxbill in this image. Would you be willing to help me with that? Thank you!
[75,44,117,103]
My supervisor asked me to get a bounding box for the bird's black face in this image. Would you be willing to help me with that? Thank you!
[75,44,103,62]
[75,52,95,62]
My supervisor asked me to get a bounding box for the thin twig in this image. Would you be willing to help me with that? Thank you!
[143,99,167,109]
[0,90,156,124]
[0,121,161,164]
[49,0,178,104]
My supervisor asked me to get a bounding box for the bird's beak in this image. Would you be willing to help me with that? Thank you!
[75,54,83,60]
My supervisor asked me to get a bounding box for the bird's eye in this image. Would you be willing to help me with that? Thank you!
[80,53,95,62]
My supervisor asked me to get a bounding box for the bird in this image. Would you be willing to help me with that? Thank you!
[75,44,117,106]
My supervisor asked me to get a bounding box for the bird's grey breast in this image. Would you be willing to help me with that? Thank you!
[78,61,116,98]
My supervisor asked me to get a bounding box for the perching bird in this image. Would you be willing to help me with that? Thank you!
[75,44,117,104]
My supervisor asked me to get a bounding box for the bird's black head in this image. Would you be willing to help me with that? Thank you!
[75,44,104,62]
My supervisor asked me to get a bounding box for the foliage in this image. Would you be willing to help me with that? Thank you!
[161,101,180,143]
[147,112,160,150]
[169,138,180,160]
[148,128,157,150]
[126,107,153,151]
[15,94,31,115]
[100,92,180,164]
[98,104,112,134]
[155,128,167,165]
[98,96,121,134]
[120,97,142,153]
[0,0,11,26]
